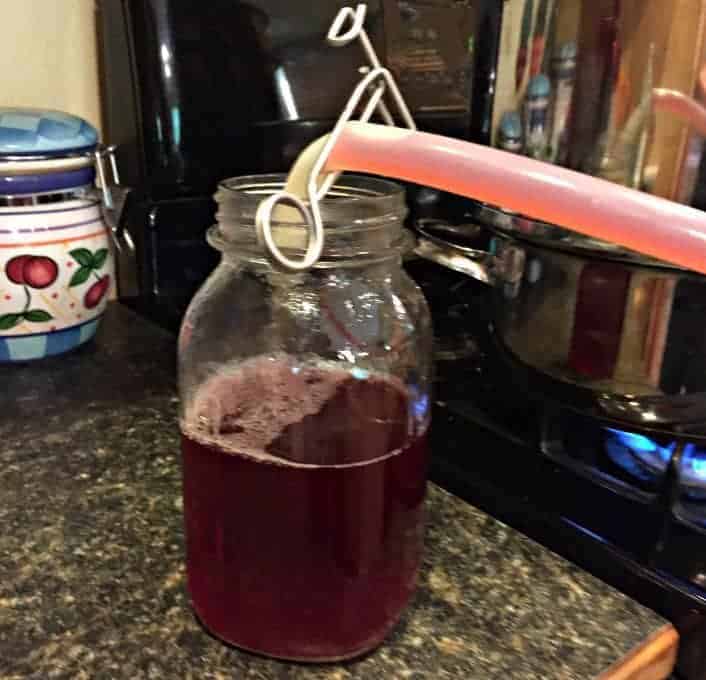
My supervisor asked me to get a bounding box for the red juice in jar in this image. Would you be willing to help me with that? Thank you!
[180,355,428,661]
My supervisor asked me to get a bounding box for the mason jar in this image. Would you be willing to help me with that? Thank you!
[178,174,432,661]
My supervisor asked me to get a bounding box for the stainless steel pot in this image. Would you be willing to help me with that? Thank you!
[415,205,706,426]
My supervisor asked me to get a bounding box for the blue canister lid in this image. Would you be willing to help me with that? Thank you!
[0,166,95,195]
[0,108,98,158]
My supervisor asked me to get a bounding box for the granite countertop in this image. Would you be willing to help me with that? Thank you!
[0,304,673,679]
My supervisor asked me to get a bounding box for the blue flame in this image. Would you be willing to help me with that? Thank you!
[413,393,430,420]
[605,428,675,471]
[606,428,706,488]
[682,444,706,486]
[689,453,706,477]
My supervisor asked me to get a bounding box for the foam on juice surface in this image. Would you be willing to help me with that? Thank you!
[182,355,412,469]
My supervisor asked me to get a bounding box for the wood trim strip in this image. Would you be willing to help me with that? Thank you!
[597,624,679,680]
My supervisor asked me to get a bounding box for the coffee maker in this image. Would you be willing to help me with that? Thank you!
[99,0,499,327]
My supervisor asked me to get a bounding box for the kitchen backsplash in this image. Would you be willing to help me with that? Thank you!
[2,0,101,133]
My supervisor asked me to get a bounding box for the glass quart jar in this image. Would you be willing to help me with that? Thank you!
[178,174,432,661]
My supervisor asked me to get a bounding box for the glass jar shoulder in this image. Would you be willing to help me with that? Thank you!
[179,262,430,384]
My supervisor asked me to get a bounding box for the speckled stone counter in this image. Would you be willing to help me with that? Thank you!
[0,304,673,679]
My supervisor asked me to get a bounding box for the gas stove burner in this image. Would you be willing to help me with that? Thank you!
[433,332,480,361]
[605,429,676,477]
[603,429,667,486]
[680,445,706,501]
[605,428,706,499]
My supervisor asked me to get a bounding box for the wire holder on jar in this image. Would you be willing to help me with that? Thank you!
[255,3,416,271]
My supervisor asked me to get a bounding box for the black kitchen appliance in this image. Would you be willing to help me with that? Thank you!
[98,0,497,327]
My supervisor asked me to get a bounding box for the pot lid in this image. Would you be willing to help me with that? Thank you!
[0,108,98,158]
[469,201,679,269]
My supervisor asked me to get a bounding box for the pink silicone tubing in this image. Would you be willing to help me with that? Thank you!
[653,88,706,138]
[328,122,706,274]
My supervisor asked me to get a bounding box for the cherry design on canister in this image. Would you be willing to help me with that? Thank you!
[68,247,111,310]
[1,255,58,330]
[6,255,58,289]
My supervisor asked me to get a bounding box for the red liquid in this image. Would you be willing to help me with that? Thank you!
[181,359,428,660]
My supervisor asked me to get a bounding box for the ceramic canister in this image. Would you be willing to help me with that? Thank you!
[0,108,114,361]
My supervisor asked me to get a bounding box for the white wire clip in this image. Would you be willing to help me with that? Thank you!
[255,3,416,271]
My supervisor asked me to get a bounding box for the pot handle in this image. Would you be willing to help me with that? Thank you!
[413,219,524,287]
